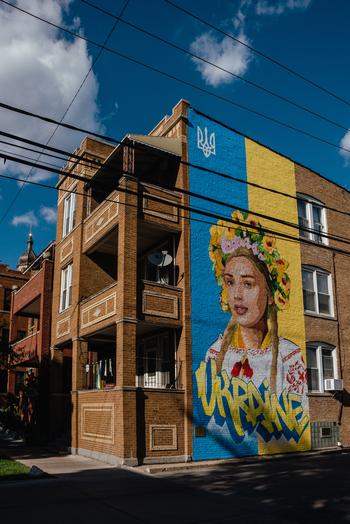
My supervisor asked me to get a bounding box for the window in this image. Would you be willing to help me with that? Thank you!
[307,343,337,393]
[3,288,12,311]
[63,190,76,237]
[60,264,73,311]
[302,267,333,316]
[297,195,327,244]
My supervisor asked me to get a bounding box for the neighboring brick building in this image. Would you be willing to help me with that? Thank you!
[50,100,350,465]
[8,240,55,440]
[0,249,30,400]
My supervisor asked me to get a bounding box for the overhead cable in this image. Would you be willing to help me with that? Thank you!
[164,0,350,108]
[2,149,350,251]
[1,102,350,226]
[2,0,350,161]
[0,0,131,225]
[80,0,348,132]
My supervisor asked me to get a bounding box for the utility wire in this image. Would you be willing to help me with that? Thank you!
[3,136,350,246]
[2,137,347,245]
[0,129,106,169]
[0,0,131,225]
[2,148,350,252]
[2,0,350,161]
[1,102,350,227]
[0,147,62,170]
[0,161,312,255]
[164,0,350,108]
[80,0,349,132]
[0,139,76,165]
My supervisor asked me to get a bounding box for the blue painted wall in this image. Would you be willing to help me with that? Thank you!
[188,109,251,460]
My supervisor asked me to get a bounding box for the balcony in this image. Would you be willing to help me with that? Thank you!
[141,183,181,231]
[11,332,39,365]
[12,268,44,314]
[140,281,182,327]
[83,190,119,253]
[79,282,119,336]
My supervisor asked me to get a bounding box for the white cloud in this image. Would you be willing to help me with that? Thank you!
[256,0,312,16]
[11,210,38,227]
[340,130,350,165]
[189,0,311,87]
[40,206,57,224]
[0,0,103,185]
[190,31,252,88]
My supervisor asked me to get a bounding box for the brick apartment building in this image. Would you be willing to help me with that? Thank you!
[49,100,350,464]
[7,240,55,439]
[0,239,32,400]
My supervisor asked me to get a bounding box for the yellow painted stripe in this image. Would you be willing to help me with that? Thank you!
[245,138,311,453]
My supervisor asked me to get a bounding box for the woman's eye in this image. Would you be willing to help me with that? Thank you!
[226,279,234,287]
[244,281,252,289]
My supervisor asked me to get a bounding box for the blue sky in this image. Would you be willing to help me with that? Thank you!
[0,0,350,268]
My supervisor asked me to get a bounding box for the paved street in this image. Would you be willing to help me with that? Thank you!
[1,450,350,523]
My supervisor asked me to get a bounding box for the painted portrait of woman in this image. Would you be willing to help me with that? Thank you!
[206,210,308,405]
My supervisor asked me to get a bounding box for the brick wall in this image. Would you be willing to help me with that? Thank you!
[295,164,350,446]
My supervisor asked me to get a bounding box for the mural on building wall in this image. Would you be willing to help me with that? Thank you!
[188,108,311,460]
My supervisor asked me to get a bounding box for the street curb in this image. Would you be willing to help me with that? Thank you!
[140,447,350,475]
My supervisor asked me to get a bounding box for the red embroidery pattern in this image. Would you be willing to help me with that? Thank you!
[286,360,306,394]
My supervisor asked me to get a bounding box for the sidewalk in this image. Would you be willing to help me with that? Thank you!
[1,428,348,477]
[0,432,114,477]
[141,446,348,474]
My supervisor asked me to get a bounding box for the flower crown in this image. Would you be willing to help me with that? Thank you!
[209,210,290,311]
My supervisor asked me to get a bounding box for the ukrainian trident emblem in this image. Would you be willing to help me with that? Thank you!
[197,126,216,158]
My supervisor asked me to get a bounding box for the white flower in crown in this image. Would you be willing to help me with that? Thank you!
[220,236,265,261]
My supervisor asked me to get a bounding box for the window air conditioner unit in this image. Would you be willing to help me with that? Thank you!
[324,378,343,391]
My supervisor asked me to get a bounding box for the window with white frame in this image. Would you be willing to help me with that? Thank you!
[60,264,73,311]
[297,195,327,244]
[302,267,333,316]
[307,343,337,393]
[62,190,76,237]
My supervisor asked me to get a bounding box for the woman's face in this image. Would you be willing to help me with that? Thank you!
[223,256,272,328]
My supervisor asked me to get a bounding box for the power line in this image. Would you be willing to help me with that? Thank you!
[1,100,350,228]
[0,147,62,170]
[0,122,348,245]
[3,138,348,245]
[0,139,74,165]
[2,148,350,254]
[0,0,131,225]
[2,0,350,162]
[0,159,309,255]
[80,0,348,133]
[3,136,350,246]
[0,129,105,170]
[164,0,350,108]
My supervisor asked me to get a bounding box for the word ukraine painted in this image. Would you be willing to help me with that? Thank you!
[195,359,309,443]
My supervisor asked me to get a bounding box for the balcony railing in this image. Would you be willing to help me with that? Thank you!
[141,281,182,325]
[83,190,119,251]
[11,332,39,364]
[141,183,181,229]
[136,357,183,389]
[80,282,119,334]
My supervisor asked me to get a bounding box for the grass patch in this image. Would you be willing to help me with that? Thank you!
[0,456,30,480]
